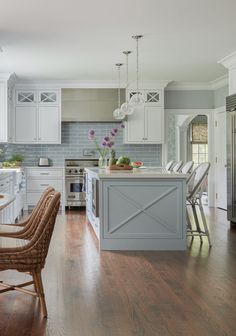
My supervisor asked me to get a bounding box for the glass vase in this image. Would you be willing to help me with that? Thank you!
[99,155,108,168]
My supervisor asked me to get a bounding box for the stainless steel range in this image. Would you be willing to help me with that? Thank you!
[65,159,98,208]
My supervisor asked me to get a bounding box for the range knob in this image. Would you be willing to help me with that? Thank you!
[68,169,72,174]
[79,168,83,174]
[74,169,78,174]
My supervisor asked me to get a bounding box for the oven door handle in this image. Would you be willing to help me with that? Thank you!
[66,177,84,181]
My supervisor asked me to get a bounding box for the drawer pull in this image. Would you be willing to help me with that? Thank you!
[40,173,49,175]
[40,184,49,187]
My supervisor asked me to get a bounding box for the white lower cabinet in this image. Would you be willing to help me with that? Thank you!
[86,173,99,239]
[25,168,65,210]
[124,106,164,144]
[0,172,23,224]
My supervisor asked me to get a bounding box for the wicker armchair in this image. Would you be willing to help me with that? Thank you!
[0,188,55,239]
[0,191,61,318]
[0,186,55,229]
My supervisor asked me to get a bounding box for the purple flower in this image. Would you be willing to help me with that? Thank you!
[101,141,107,147]
[88,129,95,140]
[109,141,114,146]
[120,122,125,129]
[107,142,113,148]
[103,136,110,142]
[112,128,118,134]
[110,131,116,136]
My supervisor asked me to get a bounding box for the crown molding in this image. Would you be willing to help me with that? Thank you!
[0,72,15,80]
[15,77,228,91]
[165,75,228,91]
[166,81,211,91]
[15,79,127,89]
[218,51,236,69]
[209,75,228,90]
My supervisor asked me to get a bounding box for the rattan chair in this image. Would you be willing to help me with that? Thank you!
[186,162,211,246]
[0,191,61,318]
[0,187,55,236]
[0,189,55,239]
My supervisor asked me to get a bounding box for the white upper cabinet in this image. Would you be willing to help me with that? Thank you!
[124,106,164,144]
[38,106,61,143]
[0,74,15,143]
[15,106,37,143]
[14,88,61,144]
[124,86,165,144]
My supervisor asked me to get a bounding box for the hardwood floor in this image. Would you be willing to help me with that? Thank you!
[0,208,236,336]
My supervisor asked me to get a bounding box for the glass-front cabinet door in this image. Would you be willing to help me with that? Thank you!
[16,91,36,105]
[145,90,162,106]
[38,90,59,105]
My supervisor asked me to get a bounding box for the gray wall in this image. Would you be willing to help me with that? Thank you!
[214,85,228,108]
[1,122,162,167]
[165,90,214,109]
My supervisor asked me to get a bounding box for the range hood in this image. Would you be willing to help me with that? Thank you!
[62,88,125,122]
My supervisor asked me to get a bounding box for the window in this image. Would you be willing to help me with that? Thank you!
[191,122,208,167]
[192,144,208,166]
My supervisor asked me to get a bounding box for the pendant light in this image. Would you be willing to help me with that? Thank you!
[120,51,135,115]
[113,63,125,120]
[130,35,145,107]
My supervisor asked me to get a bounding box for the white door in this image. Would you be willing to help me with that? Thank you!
[215,111,227,210]
[15,106,37,143]
[125,106,145,143]
[38,106,61,143]
[145,106,163,143]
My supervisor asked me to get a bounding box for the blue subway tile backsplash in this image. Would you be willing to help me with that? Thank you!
[1,122,162,167]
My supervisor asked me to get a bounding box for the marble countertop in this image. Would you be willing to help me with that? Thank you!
[85,167,188,179]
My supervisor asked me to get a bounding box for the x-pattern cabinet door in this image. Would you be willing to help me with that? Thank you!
[38,90,60,105]
[16,91,36,105]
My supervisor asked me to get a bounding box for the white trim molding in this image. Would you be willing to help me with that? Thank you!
[165,75,228,91]
[164,108,215,207]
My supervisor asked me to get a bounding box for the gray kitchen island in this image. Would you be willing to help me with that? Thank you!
[85,168,187,251]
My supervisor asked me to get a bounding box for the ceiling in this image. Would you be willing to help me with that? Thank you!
[0,0,235,82]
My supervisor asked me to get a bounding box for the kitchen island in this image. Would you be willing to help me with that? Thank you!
[85,168,187,251]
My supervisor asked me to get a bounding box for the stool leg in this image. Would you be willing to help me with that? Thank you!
[192,203,203,243]
[199,199,212,247]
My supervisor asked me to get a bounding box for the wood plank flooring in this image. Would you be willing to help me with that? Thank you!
[0,208,236,336]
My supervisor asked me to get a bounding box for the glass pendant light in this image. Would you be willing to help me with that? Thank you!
[120,51,135,115]
[130,35,145,107]
[113,63,125,120]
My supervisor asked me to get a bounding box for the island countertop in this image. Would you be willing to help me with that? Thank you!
[85,167,188,179]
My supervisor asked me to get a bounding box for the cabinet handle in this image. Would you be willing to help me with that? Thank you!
[40,184,49,187]
[40,173,49,175]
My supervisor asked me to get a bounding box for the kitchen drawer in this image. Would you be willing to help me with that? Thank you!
[26,169,63,179]
[27,179,63,192]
